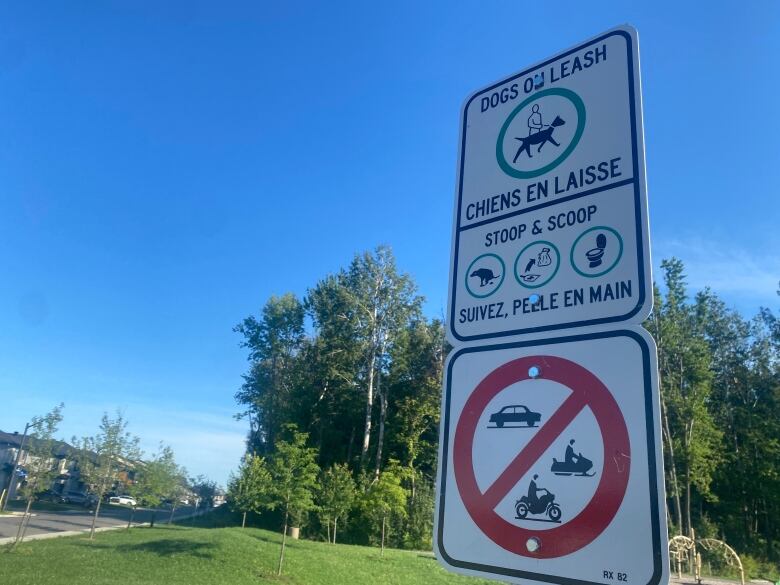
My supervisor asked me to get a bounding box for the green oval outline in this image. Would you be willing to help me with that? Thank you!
[570,226,624,278]
[465,253,506,299]
[496,88,586,179]
[514,240,560,289]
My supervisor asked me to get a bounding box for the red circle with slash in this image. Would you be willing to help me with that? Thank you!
[453,355,630,558]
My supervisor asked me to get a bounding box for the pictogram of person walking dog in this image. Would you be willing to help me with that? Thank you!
[513,104,566,163]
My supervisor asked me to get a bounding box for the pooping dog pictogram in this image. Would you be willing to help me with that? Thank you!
[471,267,501,287]
[513,115,566,162]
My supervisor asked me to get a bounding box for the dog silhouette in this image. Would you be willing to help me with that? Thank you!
[470,268,499,287]
[513,116,566,162]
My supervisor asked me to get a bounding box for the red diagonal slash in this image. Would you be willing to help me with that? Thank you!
[480,391,587,511]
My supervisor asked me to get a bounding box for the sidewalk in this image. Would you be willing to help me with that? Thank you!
[0,512,200,546]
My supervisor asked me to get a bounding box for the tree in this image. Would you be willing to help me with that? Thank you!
[698,291,780,556]
[361,464,408,556]
[305,275,364,467]
[227,454,272,528]
[235,294,305,454]
[73,411,142,540]
[387,319,446,496]
[645,259,722,536]
[190,475,219,510]
[165,466,190,525]
[342,246,421,473]
[404,478,435,549]
[129,444,182,528]
[265,425,320,575]
[13,403,64,546]
[317,463,356,543]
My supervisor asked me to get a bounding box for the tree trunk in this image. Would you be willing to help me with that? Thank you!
[360,350,377,467]
[242,510,247,528]
[169,503,177,524]
[661,397,683,533]
[381,514,386,557]
[685,464,692,538]
[326,516,331,543]
[374,371,387,479]
[13,497,34,546]
[333,516,338,544]
[127,506,135,530]
[150,510,156,528]
[277,508,289,576]
[18,505,34,543]
[90,498,103,540]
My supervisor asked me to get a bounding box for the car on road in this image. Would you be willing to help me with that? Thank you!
[488,404,542,428]
[109,495,137,506]
[61,491,98,507]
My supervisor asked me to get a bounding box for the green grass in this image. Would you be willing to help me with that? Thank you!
[0,524,492,585]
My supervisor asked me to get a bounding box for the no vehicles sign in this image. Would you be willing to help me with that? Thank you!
[434,328,668,585]
[447,26,651,343]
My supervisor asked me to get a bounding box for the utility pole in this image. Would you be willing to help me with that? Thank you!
[1,420,39,512]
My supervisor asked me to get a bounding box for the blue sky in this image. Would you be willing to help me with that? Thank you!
[1,2,778,486]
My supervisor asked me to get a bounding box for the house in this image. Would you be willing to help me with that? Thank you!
[0,430,88,503]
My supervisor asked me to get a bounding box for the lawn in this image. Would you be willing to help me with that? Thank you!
[0,524,492,585]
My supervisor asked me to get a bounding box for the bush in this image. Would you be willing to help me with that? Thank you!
[740,555,780,582]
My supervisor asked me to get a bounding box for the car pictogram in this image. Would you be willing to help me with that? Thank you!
[488,404,541,428]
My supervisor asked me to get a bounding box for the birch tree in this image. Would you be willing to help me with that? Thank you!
[342,246,420,473]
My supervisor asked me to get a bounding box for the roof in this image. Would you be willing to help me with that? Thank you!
[0,430,77,458]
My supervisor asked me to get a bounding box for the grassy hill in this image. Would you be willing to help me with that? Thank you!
[0,523,492,585]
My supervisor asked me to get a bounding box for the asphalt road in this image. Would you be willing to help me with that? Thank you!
[0,502,197,540]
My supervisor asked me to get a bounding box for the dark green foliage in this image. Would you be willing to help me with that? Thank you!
[234,293,305,455]
[190,476,219,509]
[645,260,780,564]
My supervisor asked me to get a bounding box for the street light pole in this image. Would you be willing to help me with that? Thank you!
[1,421,37,512]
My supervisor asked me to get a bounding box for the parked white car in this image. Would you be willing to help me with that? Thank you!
[109,495,137,506]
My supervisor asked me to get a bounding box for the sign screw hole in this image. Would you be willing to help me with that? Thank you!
[528,365,540,378]
[526,537,541,552]
[529,294,540,304]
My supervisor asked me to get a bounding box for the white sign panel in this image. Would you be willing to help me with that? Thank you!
[434,327,668,585]
[448,26,651,343]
